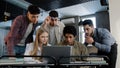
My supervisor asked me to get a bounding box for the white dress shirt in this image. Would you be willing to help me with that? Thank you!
[24,42,51,63]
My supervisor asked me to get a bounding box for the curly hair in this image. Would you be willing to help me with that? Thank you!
[63,26,77,37]
[49,10,58,17]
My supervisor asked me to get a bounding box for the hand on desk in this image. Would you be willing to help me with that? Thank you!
[24,58,43,64]
[9,57,16,59]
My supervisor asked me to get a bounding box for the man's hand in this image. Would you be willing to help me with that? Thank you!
[9,57,16,59]
[44,16,51,25]
[85,36,94,44]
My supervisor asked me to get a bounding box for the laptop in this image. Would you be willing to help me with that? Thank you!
[42,46,72,64]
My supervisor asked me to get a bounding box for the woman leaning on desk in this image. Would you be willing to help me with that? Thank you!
[24,28,51,63]
[58,26,89,68]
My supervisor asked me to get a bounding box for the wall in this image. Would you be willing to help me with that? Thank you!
[0,0,26,22]
[109,0,120,68]
[96,11,110,31]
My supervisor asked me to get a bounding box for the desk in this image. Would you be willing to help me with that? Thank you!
[0,59,55,67]
[60,61,108,66]
[0,55,108,67]
[0,55,56,67]
[58,55,108,68]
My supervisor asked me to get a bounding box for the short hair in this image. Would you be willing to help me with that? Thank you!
[27,5,40,14]
[63,26,77,37]
[82,19,93,26]
[49,10,58,17]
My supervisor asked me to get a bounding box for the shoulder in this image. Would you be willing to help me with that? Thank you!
[74,41,82,45]
[13,15,26,24]
[74,41,86,48]
[14,15,25,20]
[58,21,65,27]
[58,41,67,45]
[97,28,110,34]
[97,28,109,32]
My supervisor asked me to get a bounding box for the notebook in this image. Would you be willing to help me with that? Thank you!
[42,46,72,64]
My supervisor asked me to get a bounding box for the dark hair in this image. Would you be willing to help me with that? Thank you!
[27,5,40,14]
[49,10,58,17]
[82,19,93,26]
[63,26,77,37]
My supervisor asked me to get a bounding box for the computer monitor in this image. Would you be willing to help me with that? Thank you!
[42,46,72,64]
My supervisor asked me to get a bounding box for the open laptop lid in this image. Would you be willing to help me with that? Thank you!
[42,46,72,64]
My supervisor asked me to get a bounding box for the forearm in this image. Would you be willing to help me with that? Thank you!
[94,42,111,53]
[7,40,14,55]
[40,22,48,31]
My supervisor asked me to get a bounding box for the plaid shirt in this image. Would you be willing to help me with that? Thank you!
[4,15,37,55]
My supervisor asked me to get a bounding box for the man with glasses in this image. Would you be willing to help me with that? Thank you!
[41,10,65,45]
[4,5,40,56]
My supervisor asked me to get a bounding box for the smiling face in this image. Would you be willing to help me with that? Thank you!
[39,32,49,45]
[35,28,49,46]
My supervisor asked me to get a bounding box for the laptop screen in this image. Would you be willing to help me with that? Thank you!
[42,46,72,64]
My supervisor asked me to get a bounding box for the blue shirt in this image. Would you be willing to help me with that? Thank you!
[93,28,116,53]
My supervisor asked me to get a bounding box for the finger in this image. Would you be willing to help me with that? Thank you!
[47,16,51,20]
[85,35,89,38]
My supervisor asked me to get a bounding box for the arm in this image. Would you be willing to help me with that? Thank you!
[40,16,51,31]
[24,43,43,63]
[81,44,89,56]
[81,45,89,61]
[5,16,22,55]
[76,42,89,61]
[24,43,34,62]
[94,29,115,53]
